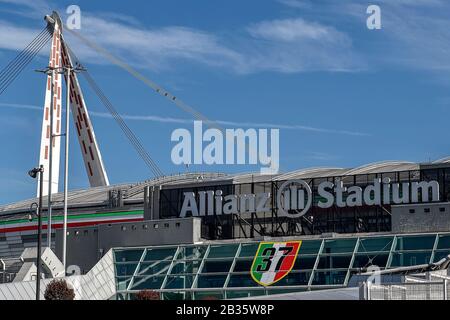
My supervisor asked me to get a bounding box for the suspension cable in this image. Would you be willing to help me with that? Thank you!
[0,26,50,83]
[65,28,222,132]
[64,42,165,178]
[0,25,53,96]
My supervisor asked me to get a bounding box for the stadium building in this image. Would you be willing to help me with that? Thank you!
[0,11,449,300]
[1,158,450,299]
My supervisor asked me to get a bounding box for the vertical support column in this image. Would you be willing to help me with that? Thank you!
[47,68,55,248]
[444,279,448,300]
[143,186,151,221]
[62,66,71,270]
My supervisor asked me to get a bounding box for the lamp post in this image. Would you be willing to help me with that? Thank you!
[28,165,44,301]
[60,64,84,270]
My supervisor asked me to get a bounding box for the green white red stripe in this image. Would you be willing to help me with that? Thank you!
[0,210,144,233]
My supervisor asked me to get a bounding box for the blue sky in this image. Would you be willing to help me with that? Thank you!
[0,0,449,204]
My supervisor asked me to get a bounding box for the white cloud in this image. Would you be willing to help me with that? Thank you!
[0,0,364,74]
[0,102,369,136]
[0,20,47,52]
[247,18,337,42]
[66,14,365,74]
[69,15,245,71]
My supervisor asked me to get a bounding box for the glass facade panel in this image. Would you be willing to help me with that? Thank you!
[395,235,436,251]
[114,249,144,262]
[317,255,352,269]
[143,248,177,261]
[170,260,202,274]
[116,276,132,291]
[130,276,165,290]
[137,261,171,276]
[298,240,322,254]
[115,263,138,277]
[113,232,450,300]
[228,273,260,288]
[433,250,450,262]
[208,244,239,258]
[274,271,312,286]
[202,259,233,273]
[352,254,389,268]
[197,274,228,288]
[239,244,258,257]
[293,255,317,270]
[177,246,208,260]
[390,251,432,267]
[311,270,347,285]
[358,237,393,253]
[437,235,450,249]
[233,258,253,272]
[322,239,357,254]
[164,275,195,289]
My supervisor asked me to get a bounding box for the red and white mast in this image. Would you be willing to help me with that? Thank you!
[37,12,109,195]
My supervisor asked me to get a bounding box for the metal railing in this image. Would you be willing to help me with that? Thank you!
[366,280,449,300]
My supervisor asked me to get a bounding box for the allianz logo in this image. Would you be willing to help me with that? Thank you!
[179,178,440,218]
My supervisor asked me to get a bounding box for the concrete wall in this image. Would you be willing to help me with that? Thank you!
[392,202,450,233]
[55,217,202,273]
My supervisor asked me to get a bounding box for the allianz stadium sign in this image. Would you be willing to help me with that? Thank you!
[179,179,440,218]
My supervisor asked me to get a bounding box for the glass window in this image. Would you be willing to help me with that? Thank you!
[232,258,253,272]
[390,252,432,267]
[202,259,233,273]
[322,239,357,254]
[352,254,389,269]
[311,270,347,285]
[395,235,436,251]
[115,263,138,277]
[129,275,165,290]
[433,250,450,262]
[163,275,195,289]
[298,240,322,255]
[227,273,260,288]
[293,255,317,270]
[137,261,171,276]
[437,235,450,249]
[114,249,144,262]
[143,247,177,261]
[317,255,352,269]
[177,246,208,260]
[116,276,132,291]
[273,271,312,286]
[239,244,258,257]
[197,274,227,288]
[207,244,239,258]
[170,260,202,274]
[358,237,394,253]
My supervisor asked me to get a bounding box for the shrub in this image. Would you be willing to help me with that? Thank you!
[135,290,160,300]
[44,279,75,300]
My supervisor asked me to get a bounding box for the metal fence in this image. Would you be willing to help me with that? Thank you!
[366,281,449,300]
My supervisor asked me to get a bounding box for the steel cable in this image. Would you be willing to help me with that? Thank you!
[63,41,164,178]
[0,25,53,95]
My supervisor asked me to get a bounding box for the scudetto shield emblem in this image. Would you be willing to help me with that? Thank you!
[251,241,302,286]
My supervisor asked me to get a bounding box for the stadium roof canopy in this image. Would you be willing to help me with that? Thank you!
[0,158,446,215]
